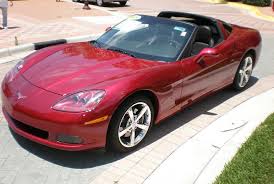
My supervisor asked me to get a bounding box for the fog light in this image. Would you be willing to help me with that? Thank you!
[57,135,83,144]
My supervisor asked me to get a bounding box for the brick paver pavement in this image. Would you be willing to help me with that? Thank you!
[125,0,274,32]
[89,77,274,184]
[0,0,274,50]
[0,51,273,184]
[0,0,109,48]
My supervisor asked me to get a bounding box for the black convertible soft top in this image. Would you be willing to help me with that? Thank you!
[157,11,218,24]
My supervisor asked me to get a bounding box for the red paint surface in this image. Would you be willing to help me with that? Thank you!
[1,24,262,151]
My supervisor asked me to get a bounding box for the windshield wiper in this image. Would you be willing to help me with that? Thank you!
[107,48,136,58]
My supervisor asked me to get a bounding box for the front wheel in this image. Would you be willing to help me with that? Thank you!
[233,54,254,90]
[107,96,154,152]
[119,1,127,6]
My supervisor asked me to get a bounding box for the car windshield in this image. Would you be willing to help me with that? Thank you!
[94,15,195,62]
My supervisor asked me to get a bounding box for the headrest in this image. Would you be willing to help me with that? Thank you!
[195,26,212,44]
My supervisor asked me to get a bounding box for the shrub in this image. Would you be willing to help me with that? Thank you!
[242,0,272,6]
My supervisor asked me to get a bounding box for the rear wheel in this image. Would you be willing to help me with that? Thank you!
[107,96,154,152]
[233,54,254,90]
[96,0,104,6]
[119,1,127,6]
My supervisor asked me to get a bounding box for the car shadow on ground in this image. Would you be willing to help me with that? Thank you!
[10,76,258,169]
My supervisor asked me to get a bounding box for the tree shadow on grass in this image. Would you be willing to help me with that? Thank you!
[10,76,258,169]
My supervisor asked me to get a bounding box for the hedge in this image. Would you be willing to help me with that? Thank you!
[242,0,272,7]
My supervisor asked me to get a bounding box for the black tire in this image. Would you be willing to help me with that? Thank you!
[107,96,154,153]
[96,0,104,6]
[119,1,127,6]
[232,54,254,91]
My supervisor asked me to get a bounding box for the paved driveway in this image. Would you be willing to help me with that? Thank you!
[0,33,273,184]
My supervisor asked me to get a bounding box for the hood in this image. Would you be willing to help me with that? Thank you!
[22,42,159,95]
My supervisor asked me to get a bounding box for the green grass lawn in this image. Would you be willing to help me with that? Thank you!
[214,113,274,184]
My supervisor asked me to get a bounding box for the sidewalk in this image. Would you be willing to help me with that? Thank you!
[144,87,274,184]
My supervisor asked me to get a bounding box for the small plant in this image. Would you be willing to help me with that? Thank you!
[242,0,272,7]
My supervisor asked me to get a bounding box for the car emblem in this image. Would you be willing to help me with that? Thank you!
[16,91,27,100]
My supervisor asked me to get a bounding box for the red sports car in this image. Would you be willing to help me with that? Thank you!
[2,12,261,152]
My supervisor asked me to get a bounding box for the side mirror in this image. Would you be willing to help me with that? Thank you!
[195,48,219,64]
[105,27,112,32]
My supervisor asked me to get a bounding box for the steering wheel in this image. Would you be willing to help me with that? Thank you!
[168,40,181,49]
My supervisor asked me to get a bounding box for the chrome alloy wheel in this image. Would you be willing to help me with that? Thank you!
[238,56,253,88]
[118,102,152,148]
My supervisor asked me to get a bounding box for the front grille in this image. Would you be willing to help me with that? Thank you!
[9,115,49,139]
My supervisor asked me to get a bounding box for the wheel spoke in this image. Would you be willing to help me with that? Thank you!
[239,71,244,87]
[119,126,132,137]
[127,108,135,123]
[135,106,148,122]
[243,59,249,70]
[244,73,249,82]
[245,64,252,72]
[130,129,135,146]
[136,124,149,131]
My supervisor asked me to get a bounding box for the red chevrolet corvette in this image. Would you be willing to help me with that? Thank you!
[2,12,261,152]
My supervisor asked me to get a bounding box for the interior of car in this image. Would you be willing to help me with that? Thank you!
[158,11,224,57]
[98,15,196,61]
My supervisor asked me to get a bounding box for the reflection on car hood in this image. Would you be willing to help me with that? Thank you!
[22,42,160,95]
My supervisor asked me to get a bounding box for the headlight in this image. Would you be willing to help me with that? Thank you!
[5,59,25,83]
[52,90,106,113]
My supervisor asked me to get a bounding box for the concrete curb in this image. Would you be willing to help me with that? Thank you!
[144,87,274,184]
[0,44,34,58]
[0,34,100,59]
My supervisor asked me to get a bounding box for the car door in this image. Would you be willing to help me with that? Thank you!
[178,41,234,107]
[153,61,187,122]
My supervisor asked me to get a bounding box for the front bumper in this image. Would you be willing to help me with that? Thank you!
[2,74,110,151]
[3,108,104,151]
